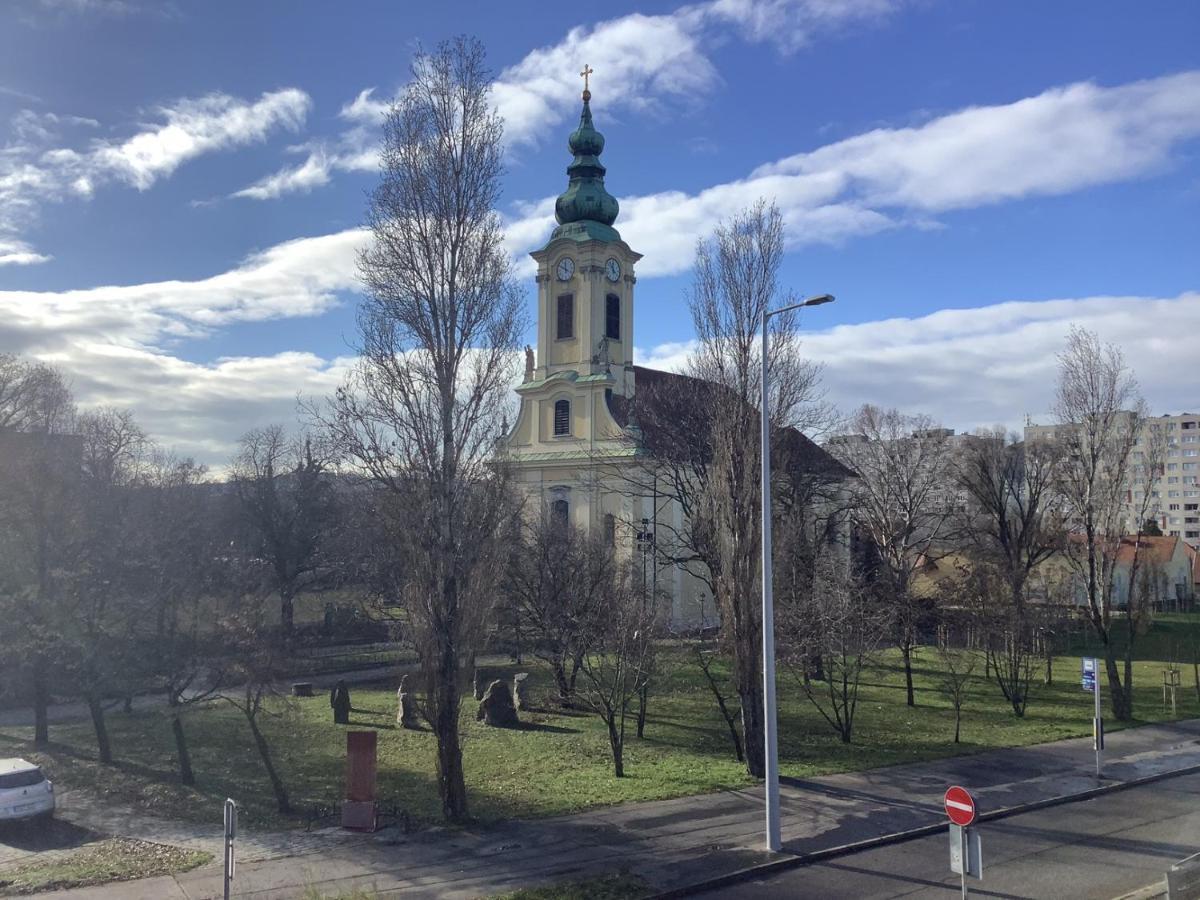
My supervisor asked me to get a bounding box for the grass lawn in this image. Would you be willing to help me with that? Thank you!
[0,838,211,896]
[2,617,1199,832]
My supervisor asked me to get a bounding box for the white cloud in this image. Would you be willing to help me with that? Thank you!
[0,228,367,460]
[232,148,332,200]
[755,71,1200,212]
[638,292,1200,432]
[0,237,51,266]
[96,89,310,190]
[0,228,366,352]
[501,70,1200,277]
[239,0,902,200]
[0,89,311,259]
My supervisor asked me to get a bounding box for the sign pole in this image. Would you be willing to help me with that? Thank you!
[960,825,969,899]
[223,798,237,900]
[1094,666,1103,777]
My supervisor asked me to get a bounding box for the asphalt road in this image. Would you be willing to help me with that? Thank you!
[693,770,1200,899]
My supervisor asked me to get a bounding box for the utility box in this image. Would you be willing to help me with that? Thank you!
[341,731,378,831]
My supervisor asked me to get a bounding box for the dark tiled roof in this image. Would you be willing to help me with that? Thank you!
[608,365,853,482]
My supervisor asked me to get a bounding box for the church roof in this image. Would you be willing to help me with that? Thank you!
[609,365,854,483]
[549,85,620,244]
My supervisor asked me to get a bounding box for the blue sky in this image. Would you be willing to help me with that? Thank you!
[1,0,1197,463]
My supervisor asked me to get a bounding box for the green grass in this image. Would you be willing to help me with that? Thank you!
[2,616,1199,832]
[495,872,648,899]
[0,839,211,896]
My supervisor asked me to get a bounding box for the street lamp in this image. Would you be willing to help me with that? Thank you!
[761,292,835,853]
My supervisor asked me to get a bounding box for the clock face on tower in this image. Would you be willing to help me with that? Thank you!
[605,258,621,282]
[556,257,575,281]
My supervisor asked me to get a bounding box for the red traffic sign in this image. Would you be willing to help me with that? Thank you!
[944,786,977,827]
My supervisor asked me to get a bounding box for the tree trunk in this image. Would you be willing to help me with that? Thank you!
[953,707,961,743]
[1045,648,1053,687]
[280,585,295,638]
[32,657,49,748]
[245,711,290,813]
[606,714,625,777]
[1103,652,1131,721]
[86,693,112,764]
[552,660,574,708]
[433,588,469,822]
[739,684,766,778]
[171,710,195,787]
[901,644,915,706]
[636,683,648,739]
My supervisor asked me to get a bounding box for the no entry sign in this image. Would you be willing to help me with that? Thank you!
[944,786,977,827]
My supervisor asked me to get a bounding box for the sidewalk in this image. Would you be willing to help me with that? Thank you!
[27,718,1200,899]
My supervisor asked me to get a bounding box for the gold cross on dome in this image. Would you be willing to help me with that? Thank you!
[579,64,594,93]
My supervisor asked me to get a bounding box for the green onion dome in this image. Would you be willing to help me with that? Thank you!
[554,94,619,229]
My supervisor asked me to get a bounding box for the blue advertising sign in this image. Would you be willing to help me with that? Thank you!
[1081,657,1097,693]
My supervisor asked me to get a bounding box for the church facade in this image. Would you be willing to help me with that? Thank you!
[500,79,847,627]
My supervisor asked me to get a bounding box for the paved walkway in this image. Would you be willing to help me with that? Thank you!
[12,718,1200,899]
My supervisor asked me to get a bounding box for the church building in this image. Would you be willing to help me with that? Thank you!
[500,73,848,627]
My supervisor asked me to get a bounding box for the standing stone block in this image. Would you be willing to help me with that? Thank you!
[513,672,531,712]
[396,675,419,729]
[476,679,519,727]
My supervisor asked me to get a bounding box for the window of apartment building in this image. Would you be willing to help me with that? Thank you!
[1169,503,1181,510]
[1169,476,1180,484]
[556,294,574,339]
[1186,490,1200,497]
[1188,531,1200,539]
[1183,421,1197,429]
[1186,517,1199,525]
[1169,491,1180,497]
[1187,450,1200,457]
[604,513,616,547]
[1186,476,1198,484]
[1186,504,1199,511]
[1170,517,1181,525]
[1186,463,1199,470]
[1168,463,1179,470]
[1170,529,1181,536]
[1185,435,1199,443]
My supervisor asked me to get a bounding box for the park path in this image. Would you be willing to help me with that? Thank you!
[15,717,1200,899]
[0,662,409,730]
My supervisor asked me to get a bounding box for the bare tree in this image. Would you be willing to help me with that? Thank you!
[231,425,336,637]
[935,644,977,743]
[576,561,660,777]
[691,639,744,762]
[64,407,151,763]
[624,200,829,778]
[1054,327,1146,720]
[955,430,1063,715]
[219,593,293,814]
[312,36,523,822]
[0,354,73,433]
[131,453,222,785]
[0,357,76,746]
[779,558,890,743]
[829,406,954,706]
[501,517,609,708]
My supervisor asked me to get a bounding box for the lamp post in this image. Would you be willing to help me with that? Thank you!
[761,292,834,853]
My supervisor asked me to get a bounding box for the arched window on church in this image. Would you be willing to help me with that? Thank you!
[604,513,616,547]
[553,399,570,436]
[605,293,620,341]
[551,498,569,524]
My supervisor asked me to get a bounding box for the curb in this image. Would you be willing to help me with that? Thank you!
[650,760,1200,898]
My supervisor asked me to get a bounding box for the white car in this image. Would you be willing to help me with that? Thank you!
[0,758,55,823]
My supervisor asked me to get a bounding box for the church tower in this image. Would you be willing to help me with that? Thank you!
[501,68,642,534]
[528,70,642,398]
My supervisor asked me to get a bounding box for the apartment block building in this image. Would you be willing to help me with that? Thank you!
[1024,412,1200,547]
